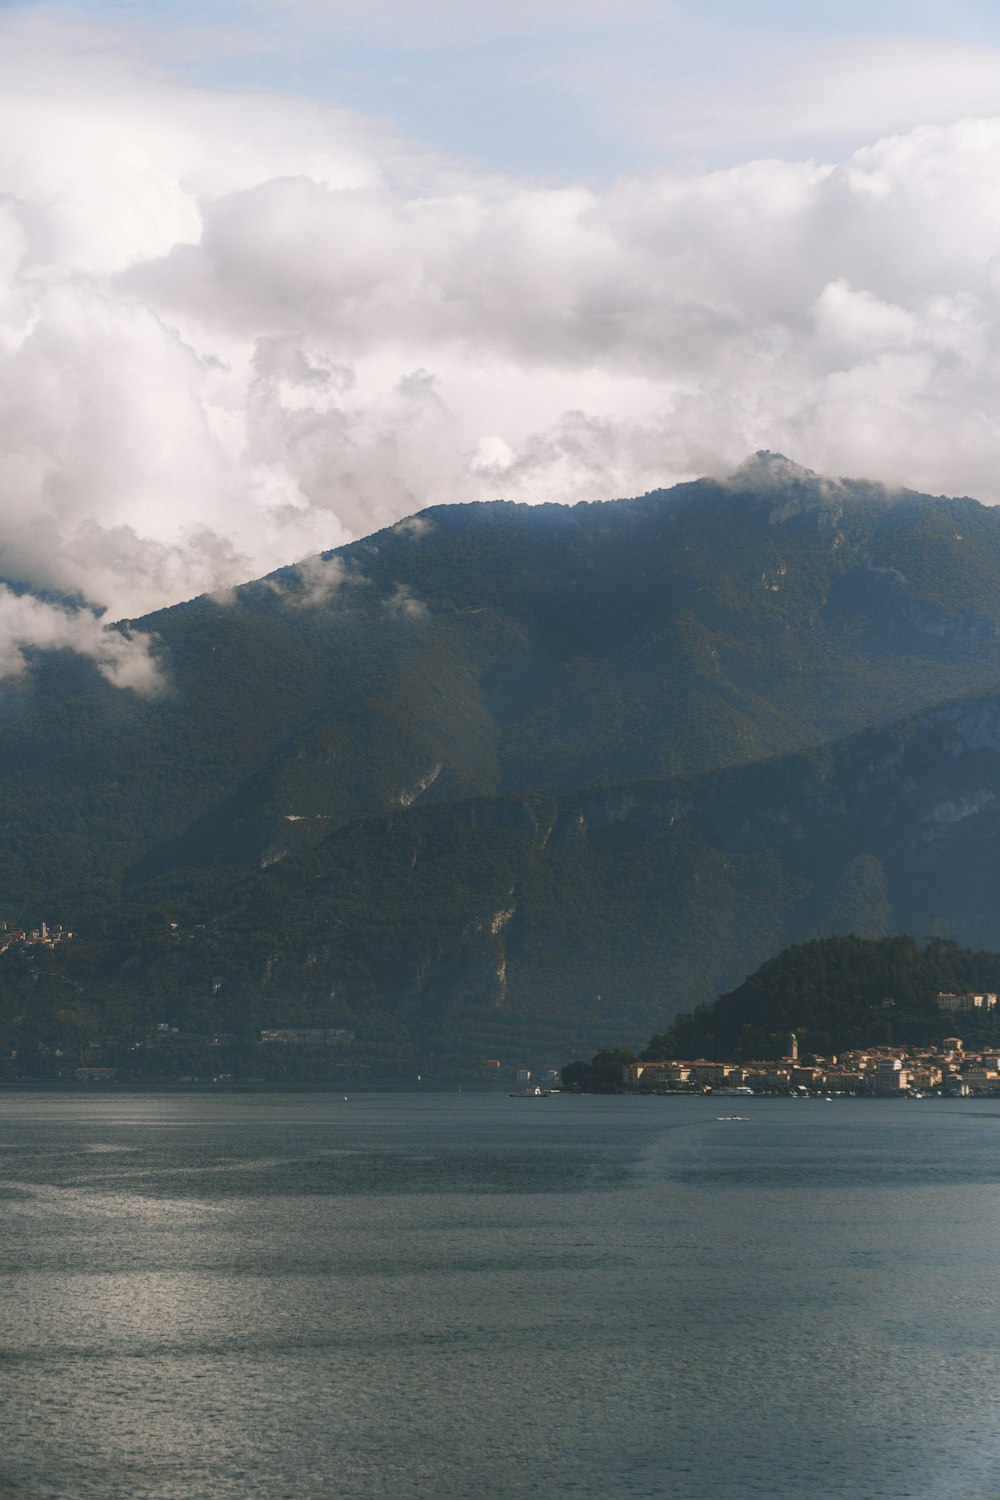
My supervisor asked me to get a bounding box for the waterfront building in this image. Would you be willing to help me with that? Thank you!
[869,1058,910,1095]
[963,1065,998,1091]
[792,1066,822,1088]
[624,1061,693,1088]
[908,1064,942,1090]
[823,1070,865,1092]
[688,1061,733,1086]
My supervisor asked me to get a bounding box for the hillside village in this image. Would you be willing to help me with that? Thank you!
[0,922,74,954]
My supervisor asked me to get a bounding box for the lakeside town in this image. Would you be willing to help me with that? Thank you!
[625,991,1000,1097]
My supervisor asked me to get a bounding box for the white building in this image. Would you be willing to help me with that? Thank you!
[935,992,997,1013]
[870,1057,910,1095]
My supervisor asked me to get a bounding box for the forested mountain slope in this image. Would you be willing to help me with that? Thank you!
[7,452,1000,917]
[10,678,1000,1072]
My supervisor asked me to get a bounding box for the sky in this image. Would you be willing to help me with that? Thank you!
[4,0,1000,682]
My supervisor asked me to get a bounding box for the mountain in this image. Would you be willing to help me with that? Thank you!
[7,453,1000,1076]
[7,451,1000,917]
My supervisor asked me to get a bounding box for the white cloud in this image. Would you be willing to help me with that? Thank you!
[264,552,358,609]
[0,587,162,692]
[5,17,1000,667]
[384,583,429,620]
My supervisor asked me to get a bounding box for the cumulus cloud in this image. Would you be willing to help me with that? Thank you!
[0,587,161,692]
[384,584,430,621]
[263,553,359,609]
[6,13,1000,677]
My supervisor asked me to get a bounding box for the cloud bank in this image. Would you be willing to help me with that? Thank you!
[5,17,1000,671]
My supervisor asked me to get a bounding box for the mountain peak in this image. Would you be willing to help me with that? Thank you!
[721,449,859,526]
[727,450,822,491]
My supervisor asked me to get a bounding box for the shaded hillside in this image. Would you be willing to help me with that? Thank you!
[10,678,1000,1075]
[5,454,1000,914]
[131,684,1000,1050]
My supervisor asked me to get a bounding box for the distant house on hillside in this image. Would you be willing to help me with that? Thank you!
[935,992,997,1013]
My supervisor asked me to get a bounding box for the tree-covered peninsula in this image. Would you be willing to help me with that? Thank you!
[564,935,1000,1090]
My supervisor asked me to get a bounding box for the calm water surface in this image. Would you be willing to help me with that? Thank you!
[2,1091,1000,1499]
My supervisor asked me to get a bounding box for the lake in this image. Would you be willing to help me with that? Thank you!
[2,1090,999,1499]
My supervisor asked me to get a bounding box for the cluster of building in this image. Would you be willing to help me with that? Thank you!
[0,921,74,954]
[259,1027,356,1044]
[152,1024,234,1045]
[627,1026,1000,1097]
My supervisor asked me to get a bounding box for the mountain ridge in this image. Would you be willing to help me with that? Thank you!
[88,462,1000,901]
